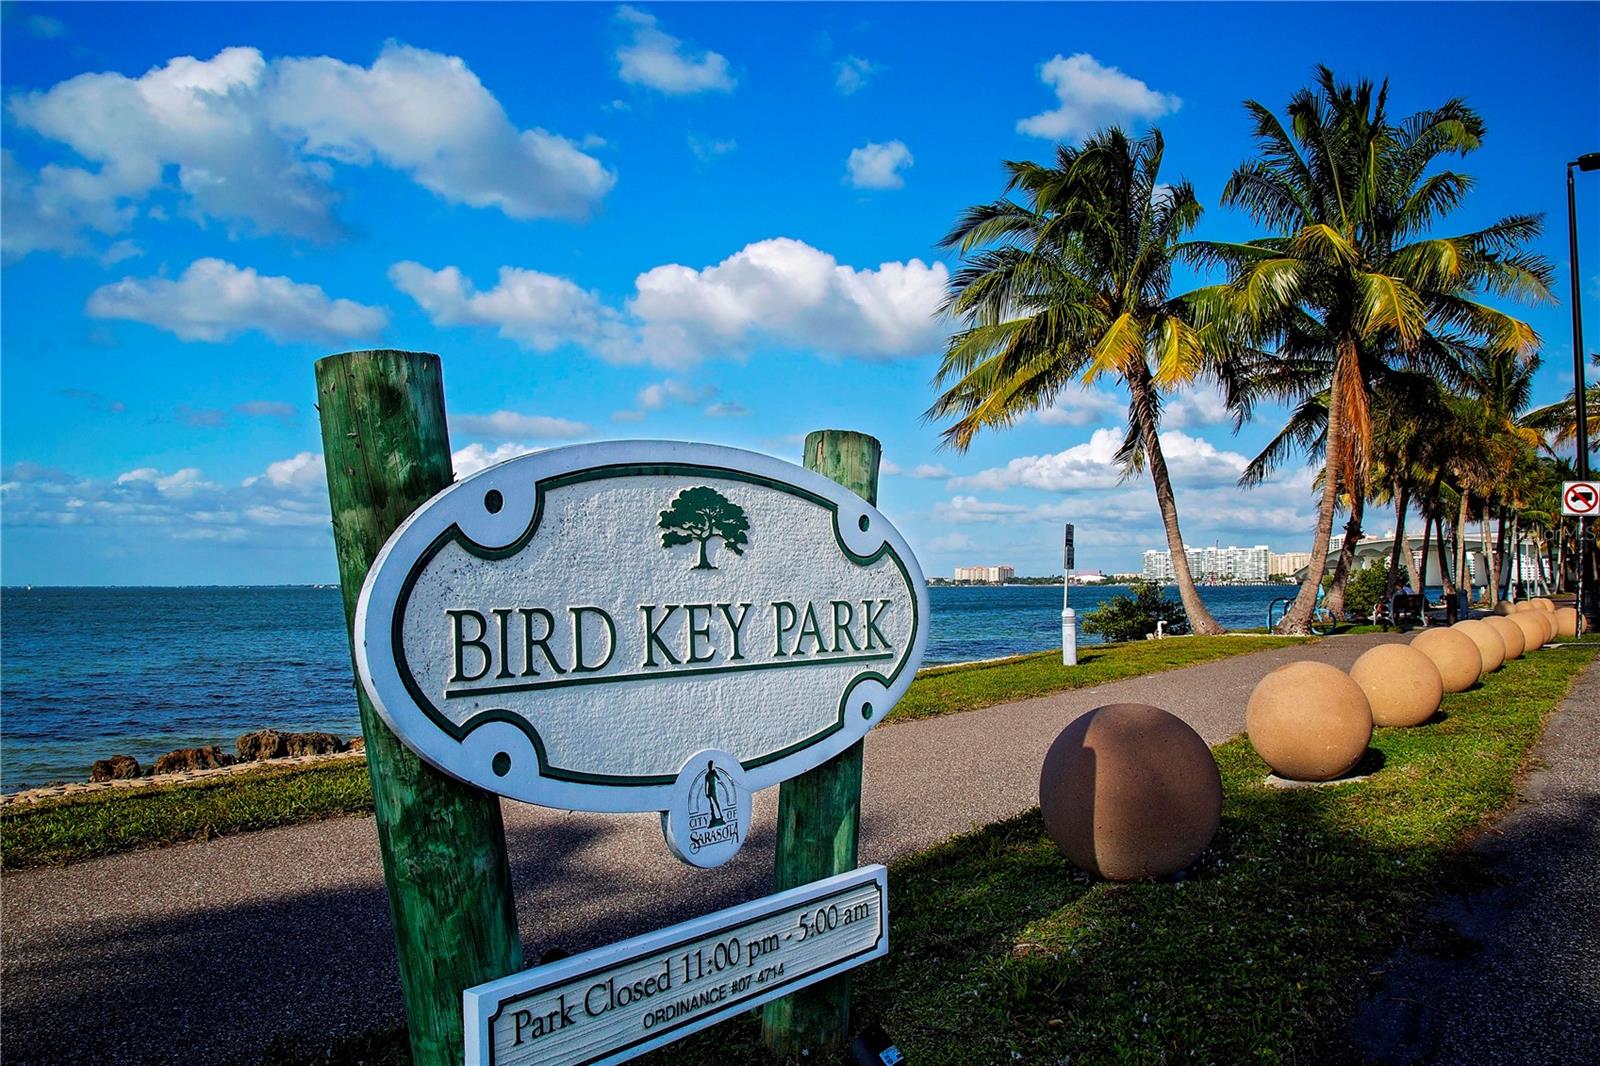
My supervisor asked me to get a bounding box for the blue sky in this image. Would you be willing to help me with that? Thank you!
[3,1,1597,585]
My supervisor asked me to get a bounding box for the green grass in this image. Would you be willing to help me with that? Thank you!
[3,635,1304,869]
[891,635,1311,723]
[0,759,373,870]
[651,643,1594,1065]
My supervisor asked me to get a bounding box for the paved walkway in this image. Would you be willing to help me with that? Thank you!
[1351,649,1600,1064]
[3,635,1403,1065]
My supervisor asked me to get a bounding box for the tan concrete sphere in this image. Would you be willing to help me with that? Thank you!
[1513,600,1537,614]
[1411,628,1483,692]
[1554,607,1581,639]
[1493,600,1516,616]
[1511,610,1548,651]
[1349,644,1444,727]
[1532,597,1556,613]
[1485,615,1526,659]
[1039,703,1222,880]
[1245,661,1373,781]
[1537,610,1558,643]
[1452,619,1506,674]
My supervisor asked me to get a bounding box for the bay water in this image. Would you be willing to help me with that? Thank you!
[0,584,1289,791]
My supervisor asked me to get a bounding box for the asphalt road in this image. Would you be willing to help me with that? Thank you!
[3,635,1404,1065]
[1351,647,1600,1065]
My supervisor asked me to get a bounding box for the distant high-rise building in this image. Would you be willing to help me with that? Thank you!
[1143,545,1271,583]
[953,565,1015,584]
[1269,551,1313,576]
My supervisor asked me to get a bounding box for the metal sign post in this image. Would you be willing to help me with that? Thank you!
[1061,523,1077,666]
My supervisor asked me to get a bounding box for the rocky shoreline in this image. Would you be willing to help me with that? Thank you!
[2,730,368,807]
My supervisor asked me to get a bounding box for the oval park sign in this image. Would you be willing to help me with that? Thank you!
[355,441,928,824]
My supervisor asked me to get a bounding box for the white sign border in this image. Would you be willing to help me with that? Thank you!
[462,864,890,1066]
[1562,480,1600,517]
[354,440,930,813]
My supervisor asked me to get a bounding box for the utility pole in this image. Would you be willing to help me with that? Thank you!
[1567,154,1599,629]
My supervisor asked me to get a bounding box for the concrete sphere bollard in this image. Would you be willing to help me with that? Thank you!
[1039,703,1222,880]
[1411,628,1482,692]
[1485,615,1526,660]
[1513,601,1537,614]
[1453,619,1506,674]
[1246,662,1373,781]
[1537,610,1558,643]
[1554,607,1581,639]
[1510,610,1547,651]
[1349,644,1444,727]
[1532,597,1555,613]
[1493,600,1516,616]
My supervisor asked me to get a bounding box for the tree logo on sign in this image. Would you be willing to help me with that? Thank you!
[659,486,749,569]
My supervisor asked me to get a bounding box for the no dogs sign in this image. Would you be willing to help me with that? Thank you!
[354,441,928,865]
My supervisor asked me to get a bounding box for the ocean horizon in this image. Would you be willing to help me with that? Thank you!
[1,582,1296,792]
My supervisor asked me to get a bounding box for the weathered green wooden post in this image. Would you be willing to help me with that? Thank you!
[761,428,880,1055]
[316,350,522,1065]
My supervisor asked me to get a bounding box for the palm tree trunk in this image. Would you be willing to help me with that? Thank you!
[1325,492,1365,620]
[1383,480,1409,606]
[1436,497,1457,622]
[1454,493,1470,608]
[1129,370,1224,635]
[1278,365,1347,634]
[1509,513,1521,600]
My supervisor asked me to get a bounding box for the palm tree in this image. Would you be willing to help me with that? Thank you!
[1193,68,1552,632]
[928,128,1228,634]
[1523,352,1600,449]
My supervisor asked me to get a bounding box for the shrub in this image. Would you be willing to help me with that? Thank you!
[1341,564,1390,620]
[1082,579,1191,642]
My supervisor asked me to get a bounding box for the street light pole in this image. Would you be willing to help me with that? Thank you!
[1567,153,1600,629]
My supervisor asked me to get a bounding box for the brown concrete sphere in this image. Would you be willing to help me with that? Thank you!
[1245,662,1373,781]
[1411,628,1482,692]
[1511,610,1548,651]
[1452,619,1506,674]
[1349,644,1444,727]
[1038,703,1222,880]
[1493,600,1516,616]
[1555,607,1581,639]
[1485,615,1526,659]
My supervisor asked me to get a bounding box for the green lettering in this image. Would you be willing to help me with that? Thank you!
[795,602,828,655]
[520,608,565,676]
[492,608,515,679]
[685,603,716,664]
[448,609,492,683]
[641,604,681,667]
[571,607,615,672]
[831,600,862,652]
[771,601,798,656]
[864,598,892,649]
[718,602,752,661]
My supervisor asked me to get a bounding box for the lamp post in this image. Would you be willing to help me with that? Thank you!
[1567,152,1600,629]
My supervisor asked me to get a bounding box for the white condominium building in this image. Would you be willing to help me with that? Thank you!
[953,565,1015,584]
[1143,544,1271,583]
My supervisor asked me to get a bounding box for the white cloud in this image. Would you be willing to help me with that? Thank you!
[879,458,904,476]
[704,401,749,418]
[1036,386,1123,427]
[927,532,976,553]
[452,442,537,477]
[637,379,714,410]
[933,496,1031,523]
[845,140,913,189]
[398,238,948,369]
[624,237,948,366]
[86,258,387,343]
[1017,53,1180,140]
[115,467,215,496]
[3,43,613,261]
[909,463,953,480]
[834,56,876,95]
[451,411,590,440]
[1162,385,1231,429]
[952,428,1248,494]
[235,400,297,421]
[25,14,69,38]
[687,133,737,161]
[246,451,325,490]
[389,261,613,352]
[615,6,734,95]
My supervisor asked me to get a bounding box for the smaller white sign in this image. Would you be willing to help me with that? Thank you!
[660,750,749,868]
[464,866,889,1066]
[1562,480,1600,517]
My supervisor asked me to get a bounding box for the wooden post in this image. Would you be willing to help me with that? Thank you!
[316,350,522,1066]
[761,429,880,1055]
